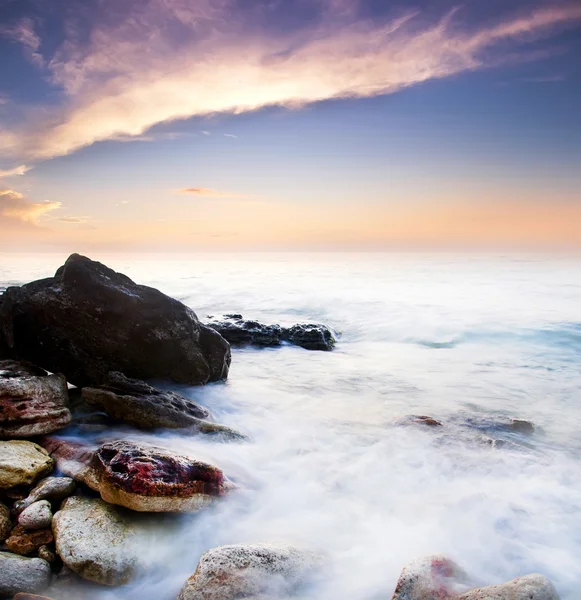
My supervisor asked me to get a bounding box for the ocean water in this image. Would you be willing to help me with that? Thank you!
[1,252,581,599]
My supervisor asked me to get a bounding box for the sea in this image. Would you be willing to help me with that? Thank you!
[1,252,580,599]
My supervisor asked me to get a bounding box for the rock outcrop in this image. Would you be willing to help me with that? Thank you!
[80,372,245,439]
[52,496,145,585]
[0,254,231,387]
[0,441,54,489]
[0,552,52,597]
[178,543,322,600]
[43,438,232,513]
[458,574,559,599]
[0,360,71,438]
[206,315,336,351]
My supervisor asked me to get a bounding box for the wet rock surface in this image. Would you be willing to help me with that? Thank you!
[82,373,246,438]
[205,315,336,351]
[458,574,560,599]
[0,499,10,541]
[14,477,76,514]
[0,360,71,438]
[42,438,231,512]
[52,496,145,586]
[391,555,473,599]
[0,253,231,387]
[18,500,53,530]
[178,543,322,600]
[0,552,52,597]
[0,441,54,489]
[5,524,54,556]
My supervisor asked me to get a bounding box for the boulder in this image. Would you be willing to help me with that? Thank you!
[5,525,53,556]
[0,441,53,489]
[52,496,145,586]
[0,552,52,596]
[0,253,231,387]
[18,500,53,530]
[0,360,71,438]
[82,378,246,437]
[42,438,232,513]
[0,500,11,541]
[206,315,336,351]
[458,574,559,599]
[391,555,473,599]
[282,324,336,351]
[13,477,76,514]
[177,543,322,600]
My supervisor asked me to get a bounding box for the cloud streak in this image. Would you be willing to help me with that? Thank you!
[179,187,245,198]
[1,1,581,160]
[0,18,44,67]
[0,165,31,178]
[0,189,61,224]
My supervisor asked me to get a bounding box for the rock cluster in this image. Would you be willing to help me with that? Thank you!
[206,315,336,351]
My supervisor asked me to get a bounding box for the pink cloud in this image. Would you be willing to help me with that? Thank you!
[1,1,581,160]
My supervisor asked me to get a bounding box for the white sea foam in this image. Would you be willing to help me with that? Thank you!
[1,252,580,599]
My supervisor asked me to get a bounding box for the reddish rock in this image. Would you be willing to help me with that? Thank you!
[0,360,71,438]
[42,438,232,513]
[0,500,11,541]
[5,525,53,556]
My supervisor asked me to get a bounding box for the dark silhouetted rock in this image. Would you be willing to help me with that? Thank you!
[42,438,232,513]
[0,254,231,387]
[0,360,71,438]
[206,315,336,350]
[81,372,245,439]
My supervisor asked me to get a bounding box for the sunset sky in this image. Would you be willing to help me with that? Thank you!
[0,0,580,251]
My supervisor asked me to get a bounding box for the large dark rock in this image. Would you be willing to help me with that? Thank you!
[81,372,246,439]
[0,254,231,387]
[206,315,336,351]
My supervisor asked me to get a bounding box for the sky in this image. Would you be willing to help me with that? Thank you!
[0,0,580,252]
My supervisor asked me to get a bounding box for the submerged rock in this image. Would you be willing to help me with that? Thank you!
[0,253,231,387]
[0,360,71,438]
[178,543,322,600]
[52,496,145,586]
[43,438,232,513]
[206,315,336,351]
[458,574,560,599]
[0,552,52,596]
[13,476,76,514]
[394,415,443,428]
[0,441,54,489]
[391,555,473,599]
[18,500,53,531]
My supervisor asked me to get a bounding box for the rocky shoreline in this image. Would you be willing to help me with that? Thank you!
[0,254,560,599]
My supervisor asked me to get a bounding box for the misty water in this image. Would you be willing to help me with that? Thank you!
[2,252,581,599]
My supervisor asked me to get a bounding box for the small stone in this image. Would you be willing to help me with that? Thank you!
[459,573,559,599]
[6,525,53,556]
[0,441,54,490]
[0,500,11,541]
[0,552,52,596]
[37,545,57,565]
[18,500,53,530]
[13,477,76,514]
